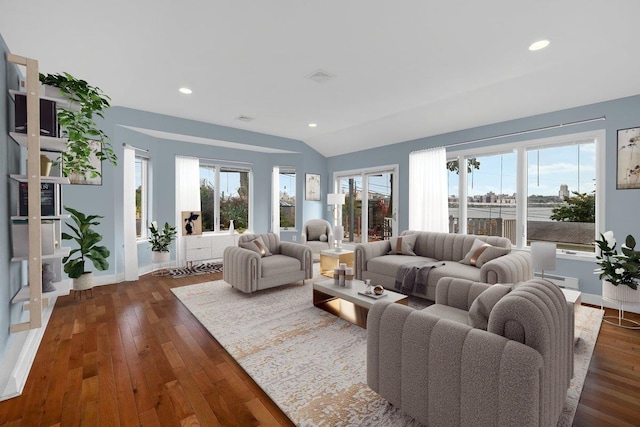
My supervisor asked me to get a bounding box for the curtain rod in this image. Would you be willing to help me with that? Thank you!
[446,116,606,149]
[122,143,149,152]
[198,156,253,166]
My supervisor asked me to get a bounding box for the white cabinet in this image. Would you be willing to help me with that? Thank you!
[185,233,238,264]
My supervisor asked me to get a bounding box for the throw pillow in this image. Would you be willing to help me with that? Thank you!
[240,236,272,257]
[468,284,512,330]
[307,225,326,241]
[461,239,510,267]
[387,234,417,256]
[319,233,328,242]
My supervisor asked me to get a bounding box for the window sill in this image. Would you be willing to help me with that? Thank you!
[516,246,596,262]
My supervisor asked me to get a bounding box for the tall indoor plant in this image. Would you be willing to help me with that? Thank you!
[39,72,118,179]
[594,231,640,304]
[148,221,177,263]
[62,206,110,290]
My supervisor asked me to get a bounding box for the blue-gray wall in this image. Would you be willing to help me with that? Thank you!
[327,95,640,297]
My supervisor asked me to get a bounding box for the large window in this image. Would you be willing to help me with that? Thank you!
[200,163,251,232]
[135,155,150,238]
[447,130,603,253]
[279,169,296,228]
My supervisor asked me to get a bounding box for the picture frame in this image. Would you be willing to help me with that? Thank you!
[305,173,321,201]
[68,140,102,185]
[181,211,203,236]
[616,127,640,190]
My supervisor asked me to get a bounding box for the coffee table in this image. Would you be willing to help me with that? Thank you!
[313,279,408,328]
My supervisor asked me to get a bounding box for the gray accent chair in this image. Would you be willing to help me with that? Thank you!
[367,277,574,427]
[223,233,312,294]
[356,230,532,301]
[301,219,333,262]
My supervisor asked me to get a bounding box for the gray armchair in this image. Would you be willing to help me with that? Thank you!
[301,219,333,261]
[223,233,312,294]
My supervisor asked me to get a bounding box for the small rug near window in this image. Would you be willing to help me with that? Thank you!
[172,280,603,426]
[168,262,223,278]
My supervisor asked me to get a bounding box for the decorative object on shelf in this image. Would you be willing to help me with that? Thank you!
[305,173,321,201]
[531,241,557,279]
[182,211,202,236]
[229,219,235,234]
[39,72,118,180]
[41,263,56,293]
[616,127,640,190]
[40,154,52,176]
[148,221,177,255]
[365,279,373,294]
[373,285,385,295]
[595,231,640,329]
[61,206,110,292]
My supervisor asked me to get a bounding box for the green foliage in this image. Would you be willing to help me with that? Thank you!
[446,158,481,174]
[595,232,640,290]
[61,206,110,278]
[39,72,117,178]
[148,221,177,252]
[550,191,595,222]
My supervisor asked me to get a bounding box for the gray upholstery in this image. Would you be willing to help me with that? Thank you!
[301,219,333,261]
[367,278,574,427]
[355,230,532,300]
[223,233,312,294]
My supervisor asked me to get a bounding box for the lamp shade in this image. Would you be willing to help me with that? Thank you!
[531,241,557,271]
[327,193,345,205]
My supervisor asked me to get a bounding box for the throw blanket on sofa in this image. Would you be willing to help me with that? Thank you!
[394,261,445,295]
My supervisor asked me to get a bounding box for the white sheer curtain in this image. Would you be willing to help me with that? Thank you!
[175,156,201,266]
[123,147,139,281]
[271,166,280,237]
[409,147,448,232]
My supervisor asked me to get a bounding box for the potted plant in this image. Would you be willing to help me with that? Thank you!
[148,221,177,263]
[594,231,640,304]
[62,206,110,290]
[39,72,118,179]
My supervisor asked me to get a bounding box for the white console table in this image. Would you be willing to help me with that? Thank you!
[185,233,238,266]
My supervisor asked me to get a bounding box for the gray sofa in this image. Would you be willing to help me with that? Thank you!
[367,277,574,427]
[223,233,312,294]
[355,230,532,300]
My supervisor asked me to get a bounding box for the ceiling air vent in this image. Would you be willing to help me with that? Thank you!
[306,69,335,84]
[235,115,255,122]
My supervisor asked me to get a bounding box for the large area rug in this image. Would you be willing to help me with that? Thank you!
[172,280,603,426]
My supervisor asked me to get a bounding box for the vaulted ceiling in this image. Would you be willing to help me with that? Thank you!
[2,1,639,157]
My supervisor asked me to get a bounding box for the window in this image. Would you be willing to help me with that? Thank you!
[135,155,150,238]
[200,163,251,232]
[279,169,296,228]
[447,130,603,254]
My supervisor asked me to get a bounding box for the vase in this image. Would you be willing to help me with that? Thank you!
[40,154,52,177]
[152,250,170,263]
[229,220,235,234]
[42,263,56,292]
[602,280,640,304]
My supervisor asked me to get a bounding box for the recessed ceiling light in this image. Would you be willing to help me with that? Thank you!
[529,40,550,51]
[308,123,318,128]
[179,87,192,94]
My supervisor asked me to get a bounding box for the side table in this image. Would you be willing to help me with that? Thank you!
[320,248,354,277]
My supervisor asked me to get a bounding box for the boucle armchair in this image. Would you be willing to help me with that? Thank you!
[223,233,312,294]
[367,277,573,427]
[301,219,333,261]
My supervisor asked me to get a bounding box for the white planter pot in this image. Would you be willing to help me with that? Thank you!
[152,251,170,263]
[73,271,93,291]
[602,280,640,304]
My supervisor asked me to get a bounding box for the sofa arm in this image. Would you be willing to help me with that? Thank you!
[367,301,544,426]
[280,241,313,279]
[354,240,391,279]
[434,277,491,311]
[480,250,532,284]
[223,246,261,293]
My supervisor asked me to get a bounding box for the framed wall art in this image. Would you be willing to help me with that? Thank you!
[305,173,321,201]
[181,211,202,235]
[617,127,640,189]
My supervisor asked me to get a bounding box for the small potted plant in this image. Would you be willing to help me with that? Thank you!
[148,221,177,263]
[39,72,118,180]
[594,231,640,304]
[62,206,110,291]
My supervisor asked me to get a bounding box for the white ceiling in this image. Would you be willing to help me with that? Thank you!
[2,1,639,157]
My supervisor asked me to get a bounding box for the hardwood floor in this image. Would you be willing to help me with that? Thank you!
[0,273,638,426]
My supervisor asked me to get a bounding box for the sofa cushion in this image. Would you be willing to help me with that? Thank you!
[240,236,273,257]
[307,224,326,241]
[468,284,512,330]
[422,304,469,325]
[319,233,328,242]
[461,238,510,267]
[261,254,301,277]
[387,234,417,256]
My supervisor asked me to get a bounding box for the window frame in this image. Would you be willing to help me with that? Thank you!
[446,129,605,257]
[278,167,297,230]
[135,154,151,240]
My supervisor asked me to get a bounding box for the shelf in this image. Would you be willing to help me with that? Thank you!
[11,279,71,305]
[9,174,70,185]
[9,88,80,111]
[11,247,70,263]
[11,214,70,221]
[9,132,68,152]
